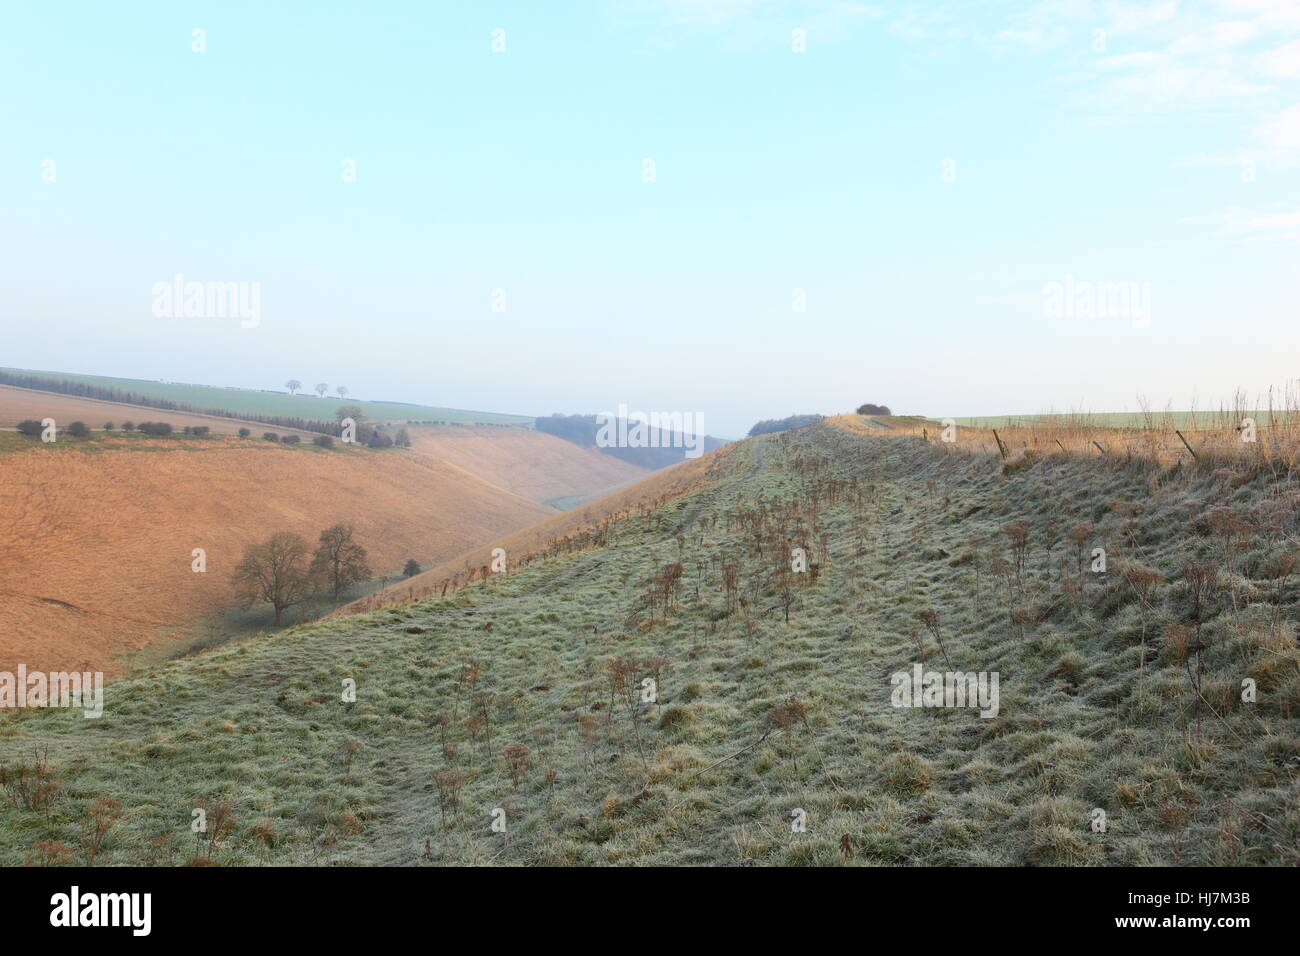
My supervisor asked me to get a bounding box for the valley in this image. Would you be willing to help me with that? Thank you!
[2,418,1294,865]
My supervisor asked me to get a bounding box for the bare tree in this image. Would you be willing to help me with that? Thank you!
[233,532,315,625]
[315,383,328,398]
[337,385,348,400]
[286,379,301,395]
[311,524,372,601]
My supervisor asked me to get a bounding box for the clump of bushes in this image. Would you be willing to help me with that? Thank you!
[281,434,300,444]
[136,422,174,437]
[748,415,823,437]
[16,420,43,437]
[313,435,334,448]
[66,422,90,437]
[263,432,279,442]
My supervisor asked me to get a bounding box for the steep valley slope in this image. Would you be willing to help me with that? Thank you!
[0,424,646,676]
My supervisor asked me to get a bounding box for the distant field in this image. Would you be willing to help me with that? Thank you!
[0,368,534,425]
[952,411,1296,429]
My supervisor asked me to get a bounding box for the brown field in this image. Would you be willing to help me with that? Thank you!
[0,384,322,437]
[0,435,558,675]
[405,424,649,503]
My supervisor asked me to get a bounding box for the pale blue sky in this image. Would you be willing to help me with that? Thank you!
[2,1,1297,437]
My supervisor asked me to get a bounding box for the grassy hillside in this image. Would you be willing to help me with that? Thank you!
[0,368,532,425]
[1,423,1297,866]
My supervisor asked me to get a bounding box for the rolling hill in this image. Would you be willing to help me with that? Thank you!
[2,419,1295,865]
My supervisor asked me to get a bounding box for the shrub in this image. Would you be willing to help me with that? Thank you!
[403,559,421,578]
[122,421,135,431]
[0,746,61,811]
[24,840,74,867]
[238,427,250,438]
[79,797,122,865]
[15,420,42,438]
[103,422,114,431]
[66,421,89,437]
[137,421,173,437]
[313,435,334,448]
[855,402,892,416]
[263,432,279,442]
[281,434,300,444]
[192,425,210,436]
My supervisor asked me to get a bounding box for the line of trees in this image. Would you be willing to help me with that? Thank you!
[13,419,204,438]
[286,379,349,400]
[233,524,373,624]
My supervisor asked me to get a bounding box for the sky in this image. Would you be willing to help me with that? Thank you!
[2,0,1297,438]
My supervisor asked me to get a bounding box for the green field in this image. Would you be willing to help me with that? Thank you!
[1,422,1296,865]
[1,368,534,425]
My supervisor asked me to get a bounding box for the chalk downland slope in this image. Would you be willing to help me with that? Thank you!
[2,421,1295,865]
[0,436,554,676]
[334,443,729,614]
[405,424,650,505]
